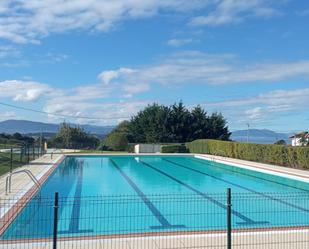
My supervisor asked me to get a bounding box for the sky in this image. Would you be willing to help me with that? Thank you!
[0,0,309,133]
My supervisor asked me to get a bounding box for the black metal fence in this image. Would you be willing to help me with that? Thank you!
[0,190,309,248]
[0,143,45,176]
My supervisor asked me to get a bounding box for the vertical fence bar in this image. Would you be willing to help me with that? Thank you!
[227,188,232,249]
[53,192,59,249]
[19,145,23,162]
[27,144,30,163]
[10,147,13,173]
[20,145,23,162]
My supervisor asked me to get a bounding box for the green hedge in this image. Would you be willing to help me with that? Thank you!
[161,144,189,153]
[186,139,309,169]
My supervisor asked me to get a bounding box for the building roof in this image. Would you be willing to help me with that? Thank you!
[290,131,309,139]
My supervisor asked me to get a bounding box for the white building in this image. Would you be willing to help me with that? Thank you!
[290,132,309,146]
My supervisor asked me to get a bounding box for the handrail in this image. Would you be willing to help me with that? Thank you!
[5,169,41,195]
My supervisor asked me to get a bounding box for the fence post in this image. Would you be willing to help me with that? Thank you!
[27,144,30,163]
[227,188,232,249]
[53,192,59,249]
[20,146,23,162]
[10,147,13,173]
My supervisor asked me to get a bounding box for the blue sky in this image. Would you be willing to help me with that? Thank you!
[0,0,309,133]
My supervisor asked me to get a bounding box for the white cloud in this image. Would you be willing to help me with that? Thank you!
[43,98,148,125]
[208,61,309,84]
[99,51,309,87]
[167,38,193,47]
[0,80,54,102]
[211,88,309,108]
[0,45,20,58]
[0,0,209,44]
[0,77,149,124]
[245,107,263,120]
[98,67,136,85]
[122,83,150,98]
[45,52,68,63]
[72,84,112,100]
[189,0,279,26]
[0,0,283,44]
[207,88,309,124]
[2,50,309,126]
[0,111,16,121]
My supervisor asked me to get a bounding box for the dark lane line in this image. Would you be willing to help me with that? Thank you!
[163,158,309,213]
[68,165,83,232]
[138,159,266,225]
[191,157,309,193]
[60,162,93,234]
[109,158,185,229]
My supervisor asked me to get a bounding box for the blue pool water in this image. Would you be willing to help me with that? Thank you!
[2,155,309,239]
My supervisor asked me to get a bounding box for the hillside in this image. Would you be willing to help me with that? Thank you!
[231,129,291,144]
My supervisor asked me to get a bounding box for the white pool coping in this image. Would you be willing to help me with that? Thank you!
[195,154,309,184]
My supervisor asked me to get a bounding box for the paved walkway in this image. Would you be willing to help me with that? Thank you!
[1,229,308,248]
[0,153,63,208]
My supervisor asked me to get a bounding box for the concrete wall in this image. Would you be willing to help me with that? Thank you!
[134,144,161,153]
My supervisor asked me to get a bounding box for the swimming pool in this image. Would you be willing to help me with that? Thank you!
[1,155,309,240]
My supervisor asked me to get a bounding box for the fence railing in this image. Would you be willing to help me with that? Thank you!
[0,143,45,176]
[0,190,309,248]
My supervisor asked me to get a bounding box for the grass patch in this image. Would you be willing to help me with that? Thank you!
[0,152,37,176]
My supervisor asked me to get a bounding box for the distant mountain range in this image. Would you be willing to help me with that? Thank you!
[231,129,291,144]
[0,120,293,144]
[0,119,114,135]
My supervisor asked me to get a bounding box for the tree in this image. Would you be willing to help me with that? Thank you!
[105,102,231,145]
[100,121,130,151]
[299,133,309,146]
[49,122,99,149]
[168,102,191,142]
[206,112,231,141]
[128,104,171,143]
[274,139,287,145]
[102,132,128,151]
[189,105,209,141]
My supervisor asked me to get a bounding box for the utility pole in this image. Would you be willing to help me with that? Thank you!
[247,123,250,143]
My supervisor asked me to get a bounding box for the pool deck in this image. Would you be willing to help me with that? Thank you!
[1,228,308,248]
[0,152,309,248]
[0,153,64,203]
[195,154,309,183]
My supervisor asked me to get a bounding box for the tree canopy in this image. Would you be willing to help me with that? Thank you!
[274,139,287,145]
[103,102,231,149]
[99,121,130,151]
[49,122,100,149]
[0,133,35,146]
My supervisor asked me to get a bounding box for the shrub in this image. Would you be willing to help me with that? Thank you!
[161,144,188,153]
[101,132,128,151]
[186,139,309,169]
